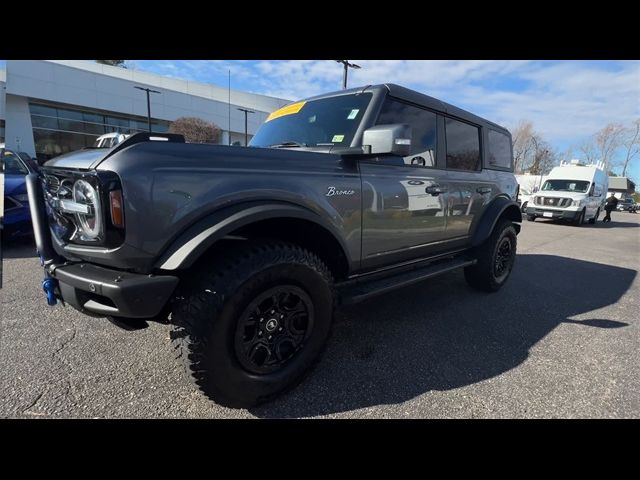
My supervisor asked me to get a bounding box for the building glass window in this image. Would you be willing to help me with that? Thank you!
[28,102,170,161]
[0,119,5,143]
[445,117,481,171]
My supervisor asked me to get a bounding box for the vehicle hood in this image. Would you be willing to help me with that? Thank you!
[3,174,28,196]
[43,148,107,170]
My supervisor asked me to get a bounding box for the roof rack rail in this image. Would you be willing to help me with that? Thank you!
[98,132,185,164]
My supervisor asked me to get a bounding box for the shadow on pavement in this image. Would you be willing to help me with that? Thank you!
[250,254,636,418]
[595,221,639,228]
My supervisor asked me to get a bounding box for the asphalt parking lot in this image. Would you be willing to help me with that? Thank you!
[1,213,639,418]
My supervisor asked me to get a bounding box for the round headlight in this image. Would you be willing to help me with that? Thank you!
[73,179,102,240]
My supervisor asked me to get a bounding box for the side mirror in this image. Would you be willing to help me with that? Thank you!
[362,124,412,156]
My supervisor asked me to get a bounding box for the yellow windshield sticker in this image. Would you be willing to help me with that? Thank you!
[332,134,345,143]
[266,101,306,122]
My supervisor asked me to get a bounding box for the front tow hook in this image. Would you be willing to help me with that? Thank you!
[42,277,59,306]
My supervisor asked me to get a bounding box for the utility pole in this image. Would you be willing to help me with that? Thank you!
[134,86,161,132]
[335,60,361,89]
[237,108,255,146]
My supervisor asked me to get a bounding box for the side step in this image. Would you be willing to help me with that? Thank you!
[338,257,476,305]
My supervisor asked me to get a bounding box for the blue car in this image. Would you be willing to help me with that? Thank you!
[2,149,38,238]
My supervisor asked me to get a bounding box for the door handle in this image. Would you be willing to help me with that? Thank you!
[426,185,447,196]
[476,187,492,194]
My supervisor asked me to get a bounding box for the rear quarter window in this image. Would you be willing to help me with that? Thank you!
[487,129,512,170]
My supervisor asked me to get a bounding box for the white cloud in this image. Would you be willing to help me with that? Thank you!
[138,59,640,149]
[245,60,639,140]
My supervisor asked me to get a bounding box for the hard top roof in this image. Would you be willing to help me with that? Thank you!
[301,83,510,136]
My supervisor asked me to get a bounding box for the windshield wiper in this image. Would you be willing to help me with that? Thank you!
[269,141,308,148]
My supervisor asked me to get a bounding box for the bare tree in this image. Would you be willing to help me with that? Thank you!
[529,136,557,175]
[596,123,625,171]
[621,119,640,177]
[96,60,127,68]
[169,117,221,144]
[578,138,598,165]
[511,120,536,173]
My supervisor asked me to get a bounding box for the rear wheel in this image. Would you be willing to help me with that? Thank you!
[170,240,334,408]
[465,219,517,293]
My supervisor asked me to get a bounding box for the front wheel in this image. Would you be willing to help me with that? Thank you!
[527,215,536,222]
[170,240,334,408]
[573,209,585,226]
[588,208,600,224]
[520,201,528,213]
[465,219,518,292]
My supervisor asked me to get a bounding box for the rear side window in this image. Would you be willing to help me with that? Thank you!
[445,117,481,171]
[376,98,437,167]
[487,129,512,170]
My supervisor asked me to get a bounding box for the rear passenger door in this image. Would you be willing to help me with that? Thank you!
[442,116,493,240]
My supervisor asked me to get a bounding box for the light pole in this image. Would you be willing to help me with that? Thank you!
[335,60,361,89]
[134,86,161,132]
[237,108,255,146]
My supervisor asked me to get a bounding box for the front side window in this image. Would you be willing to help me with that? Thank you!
[250,93,372,148]
[376,98,437,167]
[487,129,512,170]
[445,117,481,171]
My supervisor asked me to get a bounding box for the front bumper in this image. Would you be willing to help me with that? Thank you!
[525,206,581,220]
[49,262,178,318]
[26,173,178,318]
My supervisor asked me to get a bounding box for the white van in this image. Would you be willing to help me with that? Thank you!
[524,160,608,225]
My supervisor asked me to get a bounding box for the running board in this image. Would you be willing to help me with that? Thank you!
[338,257,476,305]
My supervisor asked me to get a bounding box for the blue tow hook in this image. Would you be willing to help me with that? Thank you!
[42,277,59,306]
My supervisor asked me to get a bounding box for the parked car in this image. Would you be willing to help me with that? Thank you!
[617,198,637,213]
[2,149,37,238]
[27,84,522,407]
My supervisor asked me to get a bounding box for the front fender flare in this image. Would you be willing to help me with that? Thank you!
[155,201,350,271]
[471,196,522,247]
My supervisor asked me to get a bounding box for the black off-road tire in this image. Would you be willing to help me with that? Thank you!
[170,240,334,408]
[464,219,517,293]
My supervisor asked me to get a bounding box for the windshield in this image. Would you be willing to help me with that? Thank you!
[3,152,29,175]
[542,179,590,193]
[250,93,373,148]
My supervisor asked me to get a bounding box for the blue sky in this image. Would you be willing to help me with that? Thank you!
[131,60,640,182]
[2,60,639,181]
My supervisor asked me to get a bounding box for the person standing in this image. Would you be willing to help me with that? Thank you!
[603,193,619,222]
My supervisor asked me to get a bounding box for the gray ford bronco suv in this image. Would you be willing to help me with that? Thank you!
[27,84,521,407]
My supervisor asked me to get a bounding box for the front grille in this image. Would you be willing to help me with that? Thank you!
[535,196,572,207]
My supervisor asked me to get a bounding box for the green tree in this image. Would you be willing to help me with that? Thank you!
[96,60,127,68]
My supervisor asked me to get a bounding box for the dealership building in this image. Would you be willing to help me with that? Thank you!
[0,60,290,161]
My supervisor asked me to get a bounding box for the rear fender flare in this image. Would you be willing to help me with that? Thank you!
[471,196,522,247]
